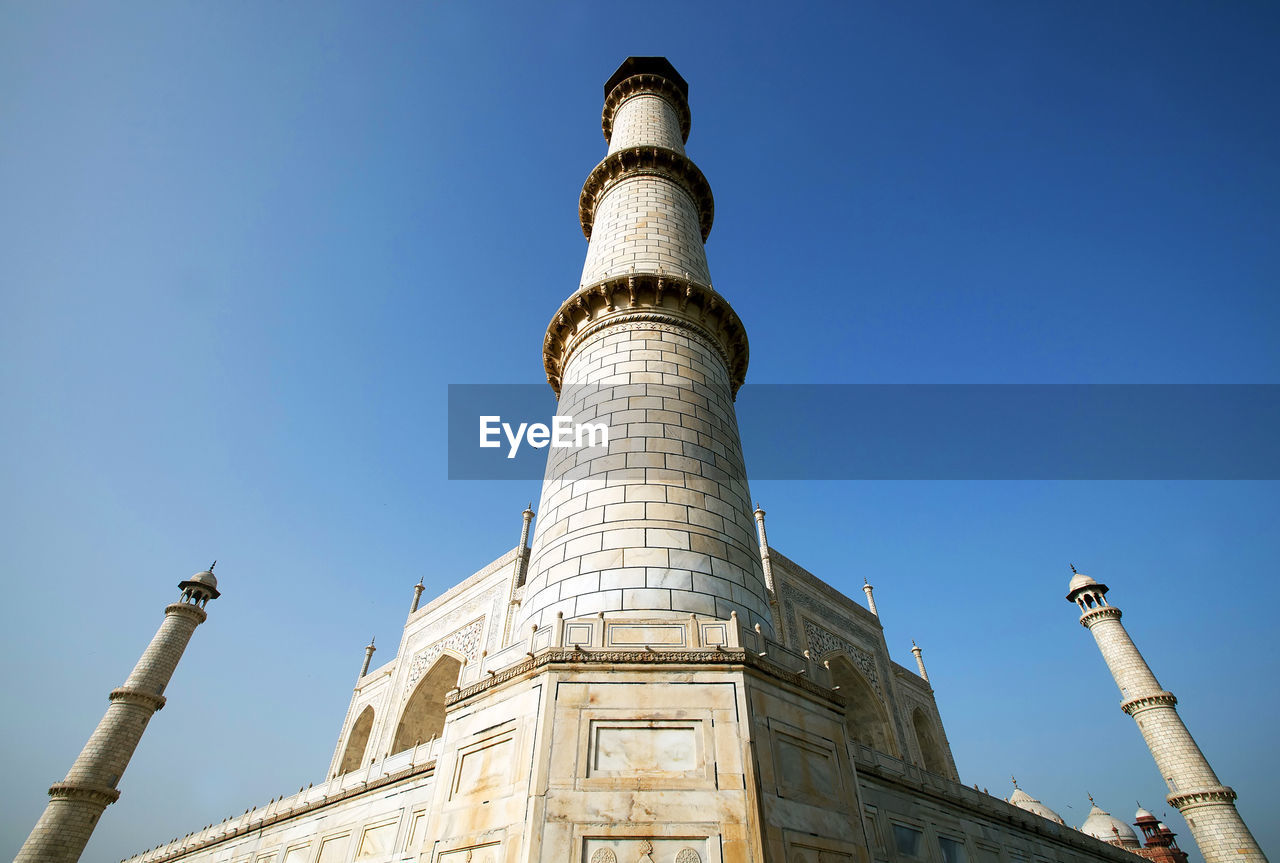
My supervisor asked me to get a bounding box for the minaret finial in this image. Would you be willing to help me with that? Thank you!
[1088,792,1095,805]
[1070,563,1078,574]
[209,560,216,572]
[1011,775,1018,788]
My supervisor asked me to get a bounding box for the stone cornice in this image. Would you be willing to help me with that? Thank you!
[1121,690,1178,715]
[579,145,714,241]
[121,762,437,863]
[543,274,749,397]
[602,74,691,144]
[1080,605,1122,628]
[47,781,120,807]
[447,646,842,708]
[1167,785,1237,810]
[851,752,1140,863]
[110,687,167,712]
[164,602,208,625]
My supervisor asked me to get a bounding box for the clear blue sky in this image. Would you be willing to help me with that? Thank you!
[2,3,1277,861]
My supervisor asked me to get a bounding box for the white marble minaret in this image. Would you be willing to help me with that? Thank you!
[1067,569,1267,863]
[16,568,220,863]
[520,57,772,636]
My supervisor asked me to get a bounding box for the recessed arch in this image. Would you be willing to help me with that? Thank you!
[828,654,899,757]
[338,705,375,775]
[391,654,462,755]
[912,706,949,775]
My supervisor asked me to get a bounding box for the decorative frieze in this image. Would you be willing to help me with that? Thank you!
[579,145,714,241]
[1080,605,1122,627]
[801,619,881,696]
[602,73,690,143]
[109,686,168,712]
[403,618,484,699]
[543,273,749,396]
[1167,785,1237,809]
[1120,691,1178,715]
[446,645,843,707]
[46,782,121,807]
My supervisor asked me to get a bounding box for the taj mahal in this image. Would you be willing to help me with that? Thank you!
[14,58,1267,863]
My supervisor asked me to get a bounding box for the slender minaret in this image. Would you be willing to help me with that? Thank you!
[1067,568,1267,863]
[751,504,776,592]
[514,503,534,586]
[16,567,220,863]
[862,578,879,616]
[409,577,425,614]
[359,637,377,679]
[910,640,929,683]
[520,57,773,634]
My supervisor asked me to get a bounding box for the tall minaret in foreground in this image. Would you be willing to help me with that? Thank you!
[519,57,773,635]
[15,568,220,863]
[1067,569,1266,863]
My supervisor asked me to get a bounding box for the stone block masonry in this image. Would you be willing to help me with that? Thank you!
[520,320,771,632]
[579,174,711,286]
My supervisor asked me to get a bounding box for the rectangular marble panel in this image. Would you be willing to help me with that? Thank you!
[316,835,348,863]
[357,821,397,859]
[589,720,700,776]
[566,622,594,646]
[452,733,515,798]
[771,724,841,804]
[607,623,687,646]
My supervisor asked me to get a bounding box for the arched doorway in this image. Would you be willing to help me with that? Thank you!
[338,705,375,774]
[828,655,899,756]
[391,655,462,754]
[912,706,948,775]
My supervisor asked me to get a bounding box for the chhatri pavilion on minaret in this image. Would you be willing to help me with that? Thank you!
[18,57,1264,863]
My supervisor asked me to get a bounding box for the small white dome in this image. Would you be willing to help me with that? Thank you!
[1009,788,1066,825]
[1068,572,1097,593]
[1080,803,1139,847]
[188,570,218,590]
[179,568,220,599]
[1135,806,1155,820]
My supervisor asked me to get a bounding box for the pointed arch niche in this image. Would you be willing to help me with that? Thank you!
[338,705,375,775]
[391,655,462,755]
[912,706,949,776]
[827,655,899,757]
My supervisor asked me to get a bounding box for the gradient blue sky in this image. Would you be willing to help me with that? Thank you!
[2,3,1277,861]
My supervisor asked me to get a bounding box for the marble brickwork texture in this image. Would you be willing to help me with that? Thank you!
[519,321,771,634]
[579,174,711,286]
[607,93,687,156]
